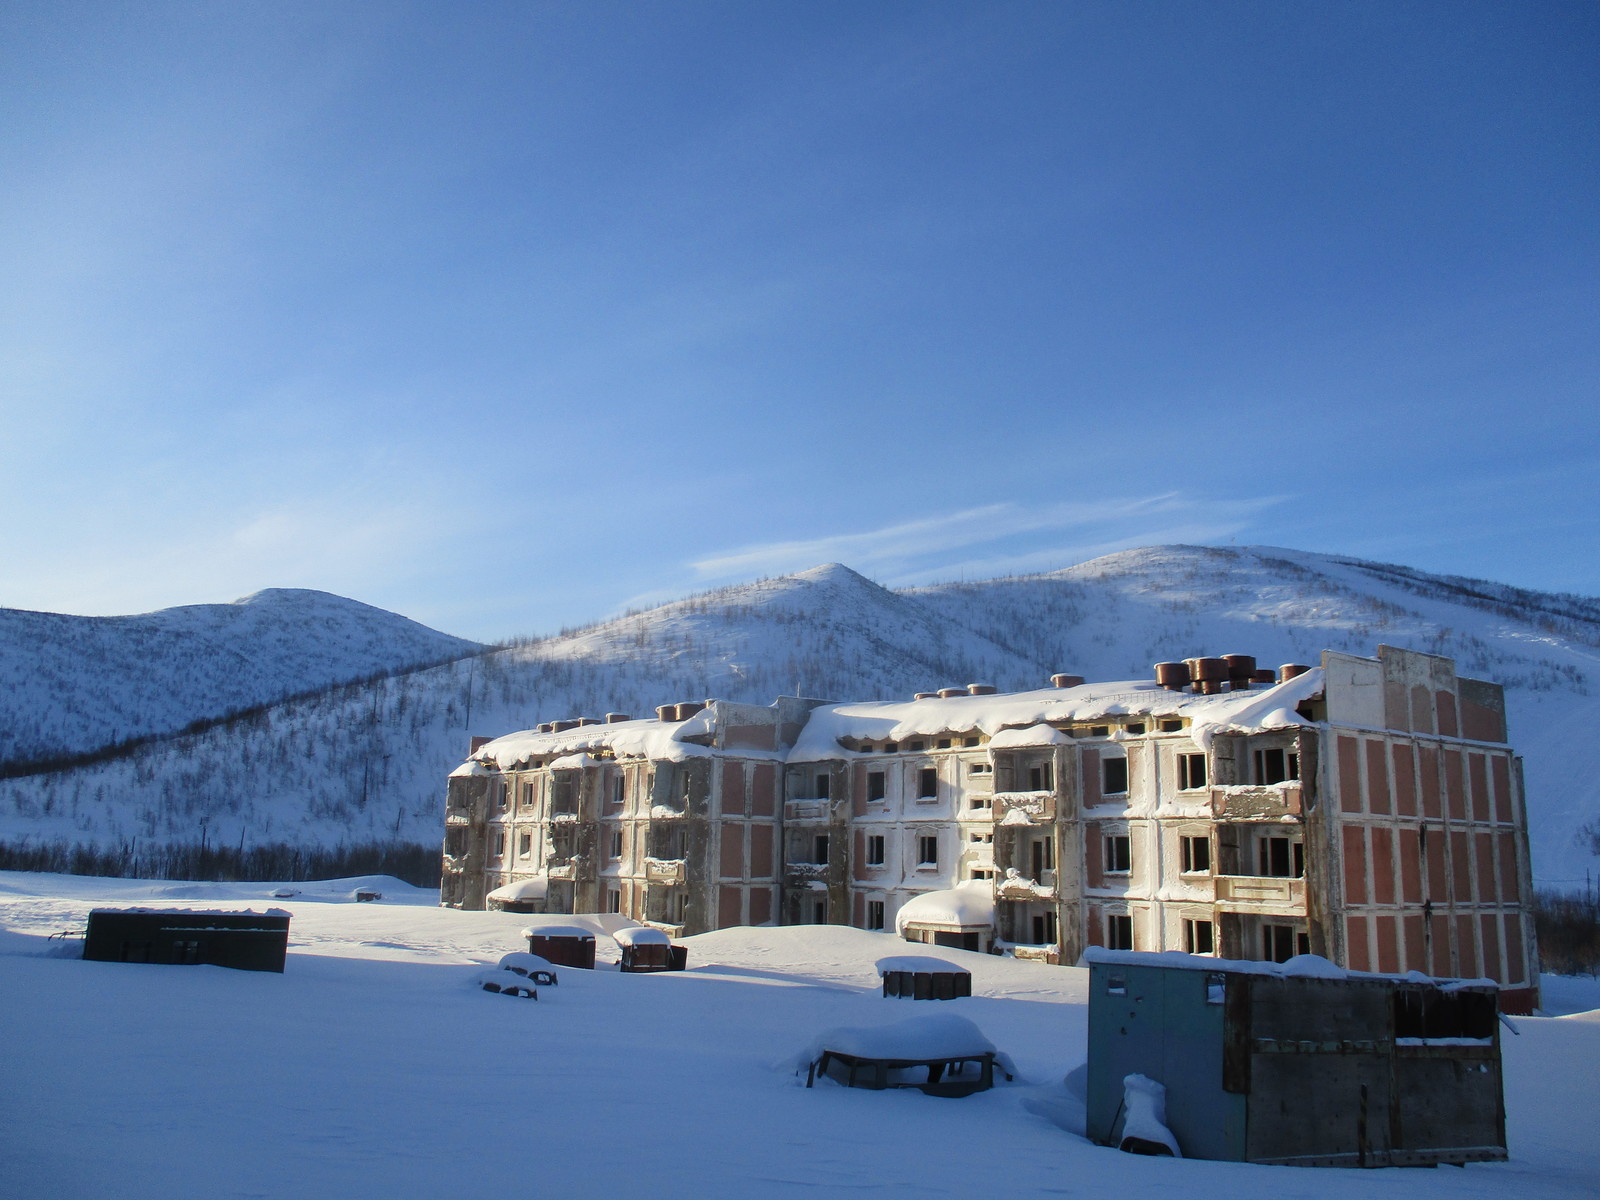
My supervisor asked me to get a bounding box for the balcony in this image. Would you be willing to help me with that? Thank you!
[991,791,1055,824]
[996,868,1056,901]
[644,857,686,885]
[784,800,826,821]
[545,854,586,881]
[444,811,476,828]
[1213,874,1306,909]
[785,862,829,888]
[1210,784,1302,821]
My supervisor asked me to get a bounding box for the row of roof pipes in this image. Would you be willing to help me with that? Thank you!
[520,656,1315,735]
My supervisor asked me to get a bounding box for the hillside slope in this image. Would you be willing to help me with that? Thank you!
[0,588,483,767]
[1,549,1595,886]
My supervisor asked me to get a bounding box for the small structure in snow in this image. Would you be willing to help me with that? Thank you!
[800,1013,1014,1098]
[83,908,291,973]
[893,881,995,953]
[476,968,537,999]
[875,956,972,1001]
[1085,949,1506,1167]
[485,878,548,914]
[521,924,597,969]
[352,888,382,902]
[612,925,687,973]
[497,951,558,986]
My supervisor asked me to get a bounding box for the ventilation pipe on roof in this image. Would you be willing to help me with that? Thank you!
[1279,663,1312,683]
[536,723,555,734]
[1187,658,1230,696]
[937,688,966,699]
[655,705,677,722]
[1223,654,1257,690]
[1051,673,1086,689]
[967,683,997,696]
[1154,663,1188,692]
[470,736,492,754]
[674,701,705,721]
[1251,669,1276,685]
[549,719,580,733]
[913,692,938,700]
[605,712,632,724]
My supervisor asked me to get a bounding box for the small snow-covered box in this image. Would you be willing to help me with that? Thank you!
[521,924,597,970]
[801,1013,1014,1098]
[497,952,558,986]
[876,956,972,1000]
[613,926,687,973]
[83,908,291,973]
[1085,949,1506,1167]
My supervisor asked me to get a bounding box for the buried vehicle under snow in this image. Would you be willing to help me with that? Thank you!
[1085,948,1507,1167]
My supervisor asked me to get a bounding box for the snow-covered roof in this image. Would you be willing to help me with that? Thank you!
[1082,947,1497,988]
[612,926,671,947]
[455,670,1324,775]
[894,881,995,935]
[497,951,556,972]
[486,878,548,902]
[89,906,291,918]
[789,671,1323,761]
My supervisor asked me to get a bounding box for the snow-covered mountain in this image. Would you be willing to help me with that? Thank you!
[0,588,482,768]
[1,548,1595,886]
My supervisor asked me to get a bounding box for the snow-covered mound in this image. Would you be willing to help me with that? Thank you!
[0,588,481,767]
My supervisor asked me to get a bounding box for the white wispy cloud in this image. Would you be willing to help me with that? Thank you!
[688,493,1286,585]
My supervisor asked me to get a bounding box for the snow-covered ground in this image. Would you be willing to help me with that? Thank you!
[2,870,1597,1200]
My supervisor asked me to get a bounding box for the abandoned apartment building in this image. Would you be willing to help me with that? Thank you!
[441,644,1540,1011]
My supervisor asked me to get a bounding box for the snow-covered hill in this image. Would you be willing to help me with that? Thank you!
[0,588,483,768]
[2,548,1596,887]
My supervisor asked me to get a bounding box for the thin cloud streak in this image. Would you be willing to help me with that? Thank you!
[688,494,1286,584]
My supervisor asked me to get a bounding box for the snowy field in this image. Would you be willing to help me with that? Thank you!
[2,871,1597,1200]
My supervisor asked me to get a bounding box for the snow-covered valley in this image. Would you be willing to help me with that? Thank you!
[1,869,1596,1200]
[2,545,1597,886]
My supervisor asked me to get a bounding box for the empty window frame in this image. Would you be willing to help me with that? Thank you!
[1178,753,1208,790]
[815,772,831,800]
[1257,836,1305,879]
[918,835,939,866]
[610,776,625,808]
[1032,910,1058,945]
[607,888,621,914]
[883,742,899,753]
[1102,756,1129,795]
[609,830,623,860]
[1179,835,1211,874]
[519,831,533,858]
[493,831,506,858]
[968,795,991,810]
[866,834,886,866]
[1106,913,1134,950]
[866,771,887,802]
[1261,923,1309,963]
[813,834,831,865]
[1160,719,1183,733]
[1027,763,1054,791]
[967,762,992,777]
[1253,746,1301,785]
[1184,918,1215,955]
[812,899,828,924]
[1103,834,1132,874]
[552,776,577,814]
[1030,836,1055,878]
[866,900,886,931]
[917,767,938,799]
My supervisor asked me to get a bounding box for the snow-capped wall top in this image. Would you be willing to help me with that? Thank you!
[472,717,710,770]
[1082,946,1498,989]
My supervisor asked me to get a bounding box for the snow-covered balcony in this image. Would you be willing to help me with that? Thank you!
[996,868,1056,902]
[991,790,1055,824]
[784,799,827,821]
[1212,874,1306,910]
[1209,783,1302,821]
[644,856,686,884]
[545,854,585,881]
[785,862,829,885]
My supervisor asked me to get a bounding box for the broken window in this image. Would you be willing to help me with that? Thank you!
[1258,836,1304,878]
[1253,746,1300,785]
[1180,836,1210,874]
[1103,835,1131,874]
[968,762,992,776]
[812,899,828,924]
[917,767,938,799]
[936,738,952,750]
[1126,723,1145,735]
[552,776,577,815]
[909,741,925,752]
[815,772,830,799]
[867,835,885,866]
[1184,919,1215,955]
[1030,836,1055,878]
[1160,719,1183,733]
[610,776,625,808]
[1261,923,1309,963]
[1027,763,1053,791]
[813,834,830,865]
[968,795,991,810]
[918,835,939,866]
[1178,753,1207,790]
[519,831,533,859]
[609,830,622,860]
[1106,914,1134,950]
[883,742,899,753]
[866,900,886,931]
[867,771,886,802]
[493,831,506,858]
[963,736,980,748]
[607,888,621,914]
[1102,756,1129,795]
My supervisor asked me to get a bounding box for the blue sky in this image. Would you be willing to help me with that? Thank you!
[2,1,1595,641]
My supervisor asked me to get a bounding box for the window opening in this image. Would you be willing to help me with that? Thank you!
[1253,747,1300,785]
[866,900,885,931]
[1180,836,1210,874]
[813,834,830,865]
[918,767,938,798]
[1178,753,1207,790]
[1103,834,1131,874]
[1184,919,1215,955]
[867,835,886,865]
[1106,914,1134,950]
[918,835,939,866]
[1102,756,1129,795]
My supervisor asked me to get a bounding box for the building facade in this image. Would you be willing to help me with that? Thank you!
[441,645,1539,1011]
